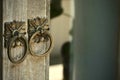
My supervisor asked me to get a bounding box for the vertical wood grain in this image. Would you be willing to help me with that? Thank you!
[2,0,50,80]
[3,0,28,80]
[27,0,50,80]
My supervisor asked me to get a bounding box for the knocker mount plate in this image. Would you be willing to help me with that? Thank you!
[4,21,28,64]
[28,17,53,57]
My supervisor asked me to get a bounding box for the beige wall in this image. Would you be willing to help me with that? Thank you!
[51,0,74,56]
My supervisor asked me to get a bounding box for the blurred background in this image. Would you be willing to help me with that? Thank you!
[50,0,74,65]
[49,0,74,80]
[49,0,120,80]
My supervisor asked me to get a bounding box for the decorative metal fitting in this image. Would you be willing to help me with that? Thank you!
[4,21,28,64]
[28,17,53,57]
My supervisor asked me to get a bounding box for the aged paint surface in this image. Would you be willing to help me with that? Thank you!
[27,0,50,80]
[2,0,50,80]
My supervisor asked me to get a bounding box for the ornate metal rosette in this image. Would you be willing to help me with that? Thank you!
[28,17,53,57]
[4,21,28,64]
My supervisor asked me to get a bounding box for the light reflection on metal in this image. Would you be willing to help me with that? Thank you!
[28,17,53,57]
[4,21,27,64]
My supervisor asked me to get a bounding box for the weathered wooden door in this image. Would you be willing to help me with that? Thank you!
[0,0,52,80]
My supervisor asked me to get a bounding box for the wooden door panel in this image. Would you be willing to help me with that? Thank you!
[1,0,50,80]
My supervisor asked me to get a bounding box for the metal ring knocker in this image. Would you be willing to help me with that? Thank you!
[29,31,53,57]
[8,36,28,64]
[4,21,28,64]
[28,17,53,57]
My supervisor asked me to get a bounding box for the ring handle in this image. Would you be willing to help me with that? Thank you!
[29,31,53,57]
[8,36,28,64]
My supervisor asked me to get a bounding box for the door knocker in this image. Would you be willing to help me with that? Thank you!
[28,17,53,57]
[4,21,28,64]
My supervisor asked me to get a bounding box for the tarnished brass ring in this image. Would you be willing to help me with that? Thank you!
[8,36,28,64]
[29,31,53,57]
